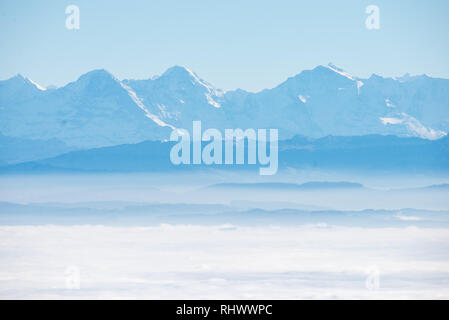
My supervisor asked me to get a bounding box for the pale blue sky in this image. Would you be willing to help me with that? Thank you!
[1,0,448,91]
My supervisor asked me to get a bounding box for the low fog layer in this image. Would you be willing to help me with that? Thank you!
[1,172,448,211]
[1,225,448,299]
[0,172,448,299]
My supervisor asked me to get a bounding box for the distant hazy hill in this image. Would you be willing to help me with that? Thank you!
[0,134,76,165]
[1,134,447,173]
[207,182,364,190]
[413,184,449,190]
[1,201,448,228]
[279,134,449,171]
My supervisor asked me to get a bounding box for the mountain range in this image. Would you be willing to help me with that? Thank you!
[1,63,448,153]
[206,182,364,190]
[1,201,448,227]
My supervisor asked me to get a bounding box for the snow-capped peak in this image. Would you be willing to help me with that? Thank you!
[325,63,356,81]
[119,82,176,130]
[78,69,117,82]
[6,74,47,91]
[380,112,447,140]
[160,65,199,81]
[160,66,221,92]
[158,66,223,108]
[394,73,430,83]
[325,63,364,94]
[26,77,46,91]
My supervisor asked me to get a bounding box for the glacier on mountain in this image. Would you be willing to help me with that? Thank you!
[0,63,448,149]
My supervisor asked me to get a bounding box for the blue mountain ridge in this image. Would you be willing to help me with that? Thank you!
[1,134,447,173]
[206,182,364,190]
[0,201,448,228]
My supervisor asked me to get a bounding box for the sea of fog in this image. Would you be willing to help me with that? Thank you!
[0,171,448,299]
[1,225,449,299]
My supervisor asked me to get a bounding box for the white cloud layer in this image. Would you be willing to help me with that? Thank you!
[1,225,449,299]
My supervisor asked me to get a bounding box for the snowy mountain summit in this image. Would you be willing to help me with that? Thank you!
[0,64,448,149]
